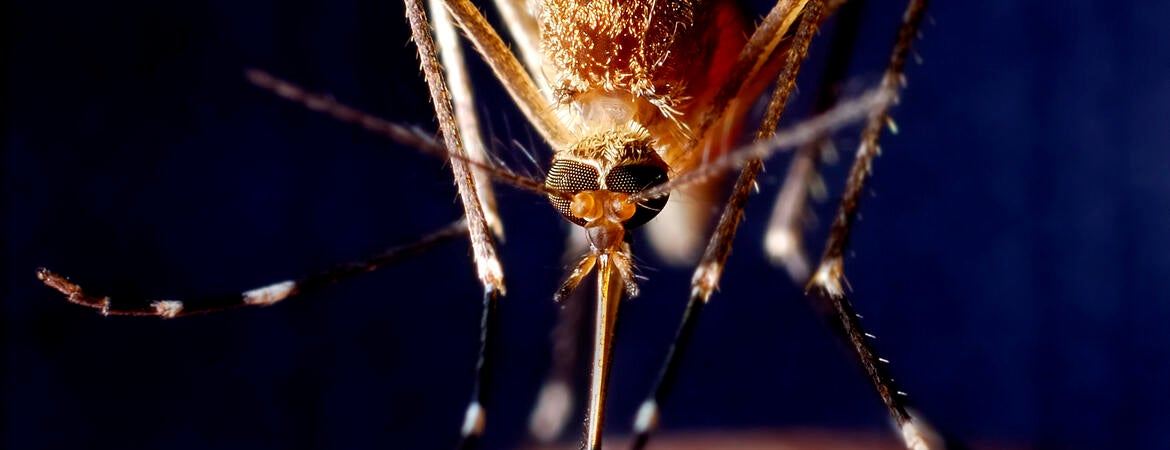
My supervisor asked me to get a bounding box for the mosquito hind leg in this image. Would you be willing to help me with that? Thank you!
[38,220,468,318]
[764,0,864,283]
[628,2,825,448]
[803,1,942,449]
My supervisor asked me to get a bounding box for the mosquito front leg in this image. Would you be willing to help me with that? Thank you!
[487,0,550,96]
[629,3,825,448]
[38,220,468,318]
[528,229,589,442]
[441,0,572,146]
[527,278,588,443]
[404,1,510,448]
[804,1,941,449]
[430,0,504,238]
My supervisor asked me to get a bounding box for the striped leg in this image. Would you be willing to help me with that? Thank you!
[487,0,550,96]
[439,0,572,147]
[429,0,504,238]
[764,0,865,283]
[528,229,590,443]
[629,3,826,448]
[38,220,467,318]
[804,1,943,449]
[404,1,512,448]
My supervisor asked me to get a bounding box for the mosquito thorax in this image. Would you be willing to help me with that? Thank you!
[544,129,670,235]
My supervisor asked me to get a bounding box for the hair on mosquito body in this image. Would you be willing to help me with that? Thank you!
[32,0,948,449]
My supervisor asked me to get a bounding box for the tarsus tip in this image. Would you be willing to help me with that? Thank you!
[36,267,72,295]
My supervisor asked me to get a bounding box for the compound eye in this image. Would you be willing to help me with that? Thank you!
[604,164,669,229]
[545,159,601,226]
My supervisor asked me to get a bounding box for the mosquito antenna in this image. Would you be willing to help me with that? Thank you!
[629,87,890,204]
[38,220,468,318]
[244,69,570,201]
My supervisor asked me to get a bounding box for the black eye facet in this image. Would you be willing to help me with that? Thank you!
[605,165,667,194]
[606,164,669,229]
[545,160,600,226]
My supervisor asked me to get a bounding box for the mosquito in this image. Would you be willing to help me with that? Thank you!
[38,0,937,449]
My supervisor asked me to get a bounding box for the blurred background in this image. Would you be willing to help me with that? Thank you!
[4,0,1168,449]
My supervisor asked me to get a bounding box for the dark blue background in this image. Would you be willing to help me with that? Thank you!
[4,1,1168,449]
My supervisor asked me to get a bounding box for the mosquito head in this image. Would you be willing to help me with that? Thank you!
[544,129,670,234]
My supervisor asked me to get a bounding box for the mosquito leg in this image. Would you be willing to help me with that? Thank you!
[527,280,588,443]
[528,229,590,442]
[487,0,550,95]
[441,0,572,146]
[38,220,467,318]
[456,287,503,450]
[404,2,512,448]
[430,0,504,238]
[763,141,821,281]
[628,3,825,449]
[765,0,866,282]
[804,1,938,449]
[406,0,506,297]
